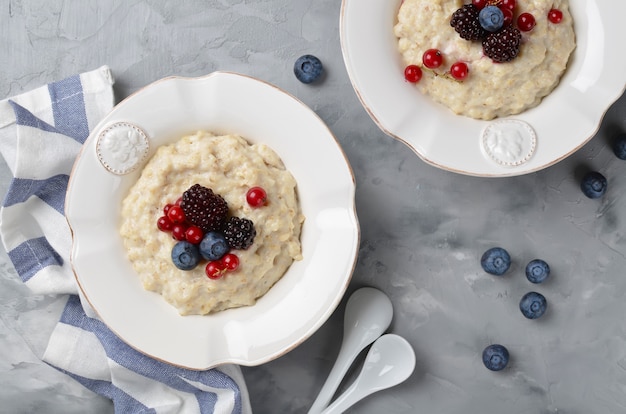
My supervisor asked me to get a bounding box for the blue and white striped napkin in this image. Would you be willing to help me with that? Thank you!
[0,66,251,414]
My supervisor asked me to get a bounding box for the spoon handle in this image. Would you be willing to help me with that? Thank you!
[307,346,354,414]
[319,380,363,414]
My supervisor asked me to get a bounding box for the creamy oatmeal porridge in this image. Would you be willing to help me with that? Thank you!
[394,0,576,120]
[120,131,304,315]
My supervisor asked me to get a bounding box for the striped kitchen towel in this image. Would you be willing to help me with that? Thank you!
[0,66,251,414]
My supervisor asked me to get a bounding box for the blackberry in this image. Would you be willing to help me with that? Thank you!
[223,217,256,250]
[180,184,228,233]
[450,4,487,41]
[482,26,522,63]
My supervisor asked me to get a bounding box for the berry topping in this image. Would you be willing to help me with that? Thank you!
[479,5,504,32]
[450,4,487,41]
[482,344,509,371]
[525,259,550,284]
[180,184,229,233]
[404,65,423,83]
[500,7,514,27]
[199,231,230,261]
[206,260,227,279]
[171,241,201,271]
[450,61,469,80]
[294,54,324,84]
[166,205,186,224]
[498,0,516,11]
[548,8,563,24]
[422,48,443,69]
[519,291,547,319]
[185,226,204,245]
[246,186,268,207]
[157,216,173,232]
[221,253,240,271]
[205,253,239,279]
[482,25,521,63]
[612,133,626,160]
[481,247,511,276]
[472,0,487,10]
[580,171,607,199]
[517,12,536,32]
[171,224,187,241]
[163,203,175,215]
[223,217,256,250]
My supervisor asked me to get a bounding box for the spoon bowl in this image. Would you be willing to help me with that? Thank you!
[308,287,393,414]
[321,334,416,414]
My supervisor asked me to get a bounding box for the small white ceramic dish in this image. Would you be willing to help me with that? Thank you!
[65,72,360,370]
[340,0,626,177]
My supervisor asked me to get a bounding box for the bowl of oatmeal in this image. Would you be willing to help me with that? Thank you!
[340,0,626,176]
[65,72,359,369]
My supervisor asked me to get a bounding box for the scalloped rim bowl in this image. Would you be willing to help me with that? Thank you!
[66,72,360,370]
[340,0,626,177]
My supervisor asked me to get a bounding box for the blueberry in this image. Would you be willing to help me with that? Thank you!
[482,344,509,371]
[612,133,626,160]
[525,259,550,284]
[519,291,547,319]
[294,54,323,84]
[480,247,511,276]
[479,5,504,32]
[580,171,607,199]
[171,241,201,271]
[199,231,229,261]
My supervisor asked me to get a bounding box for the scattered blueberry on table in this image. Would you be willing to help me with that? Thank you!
[612,132,626,160]
[294,54,323,84]
[480,247,511,276]
[519,291,547,319]
[580,171,607,199]
[171,241,201,270]
[525,259,550,284]
[482,344,509,371]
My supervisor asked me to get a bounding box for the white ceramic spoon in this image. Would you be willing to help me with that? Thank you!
[308,287,393,414]
[320,334,416,414]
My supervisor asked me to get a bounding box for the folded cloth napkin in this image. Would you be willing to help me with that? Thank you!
[0,66,252,414]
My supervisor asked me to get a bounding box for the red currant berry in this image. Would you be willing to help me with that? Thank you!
[221,253,239,271]
[185,226,204,244]
[517,12,536,31]
[499,0,515,11]
[157,215,173,232]
[246,186,267,207]
[500,7,513,27]
[175,197,183,206]
[404,65,422,83]
[472,0,487,10]
[163,203,175,215]
[450,62,469,80]
[548,8,563,24]
[422,49,443,69]
[172,224,187,241]
[167,205,186,224]
[206,260,226,279]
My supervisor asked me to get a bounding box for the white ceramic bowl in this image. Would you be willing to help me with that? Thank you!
[66,72,360,370]
[340,0,626,176]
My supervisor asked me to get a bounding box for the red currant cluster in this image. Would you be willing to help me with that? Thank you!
[404,49,469,84]
[205,252,240,279]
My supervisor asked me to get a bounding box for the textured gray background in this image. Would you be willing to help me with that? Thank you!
[2,1,626,413]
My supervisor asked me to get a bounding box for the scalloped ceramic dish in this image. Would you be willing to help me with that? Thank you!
[65,72,359,370]
[340,0,626,177]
